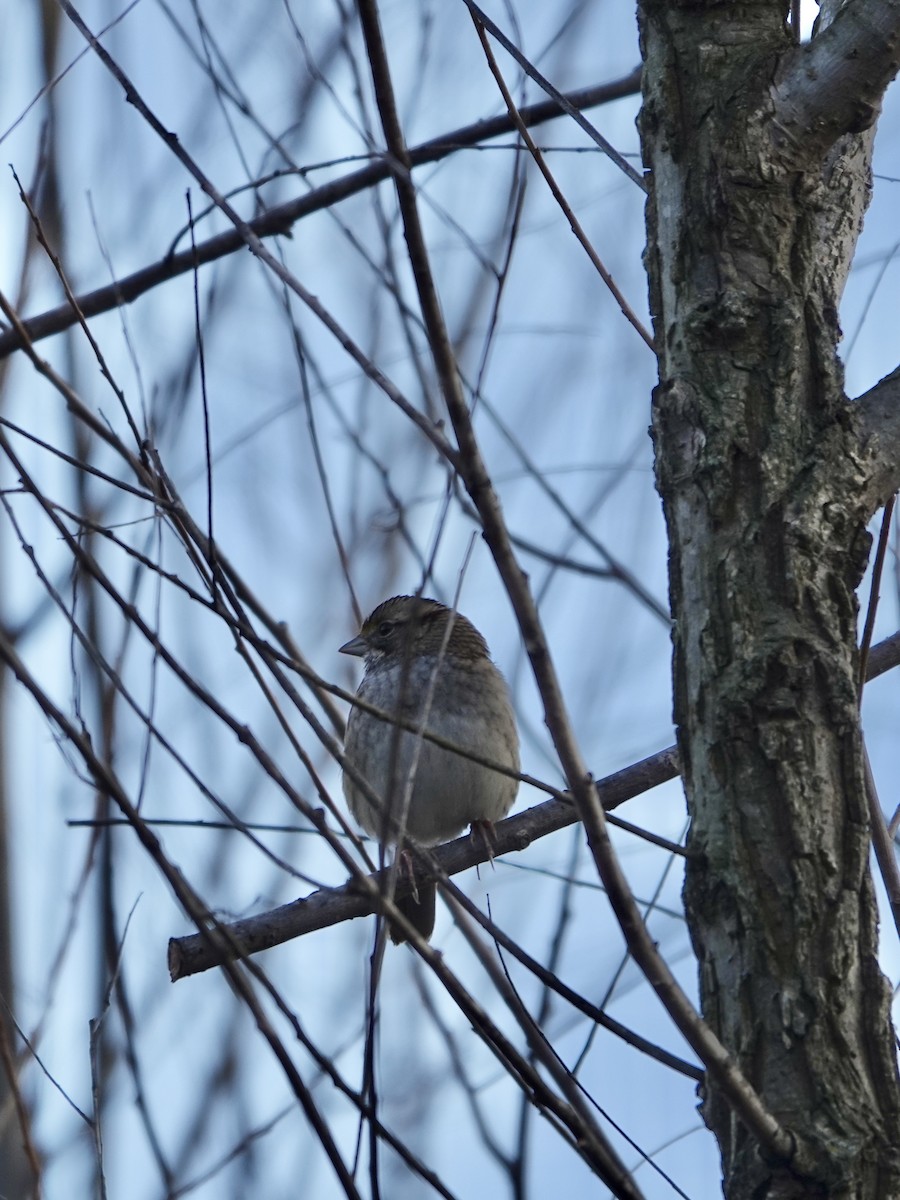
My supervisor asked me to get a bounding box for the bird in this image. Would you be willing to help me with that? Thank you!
[340,595,520,943]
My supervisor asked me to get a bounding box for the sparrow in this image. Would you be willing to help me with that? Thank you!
[340,595,520,943]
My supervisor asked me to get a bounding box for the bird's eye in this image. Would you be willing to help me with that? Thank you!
[377,620,395,637]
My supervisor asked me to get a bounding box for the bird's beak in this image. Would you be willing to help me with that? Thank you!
[339,634,368,657]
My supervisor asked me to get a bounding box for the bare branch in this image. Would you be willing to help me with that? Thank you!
[168,744,680,977]
[0,70,639,360]
[471,16,654,350]
[461,0,645,190]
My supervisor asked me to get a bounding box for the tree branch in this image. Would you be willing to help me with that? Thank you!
[855,364,900,508]
[771,1,900,159]
[169,745,679,978]
[0,69,639,360]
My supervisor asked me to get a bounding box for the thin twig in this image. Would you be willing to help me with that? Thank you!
[461,0,645,190]
[0,1017,44,1195]
[862,742,900,940]
[442,896,646,1200]
[471,18,654,351]
[859,497,895,686]
[0,620,366,1200]
[858,498,900,939]
[0,69,640,359]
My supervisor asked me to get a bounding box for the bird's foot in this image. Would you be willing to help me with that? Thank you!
[396,846,420,903]
[470,819,498,868]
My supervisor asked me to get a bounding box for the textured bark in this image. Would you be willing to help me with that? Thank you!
[857,364,900,508]
[637,3,900,1197]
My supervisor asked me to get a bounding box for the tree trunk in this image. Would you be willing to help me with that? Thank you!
[637,3,900,1196]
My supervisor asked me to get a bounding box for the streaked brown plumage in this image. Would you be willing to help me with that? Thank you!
[340,596,519,942]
